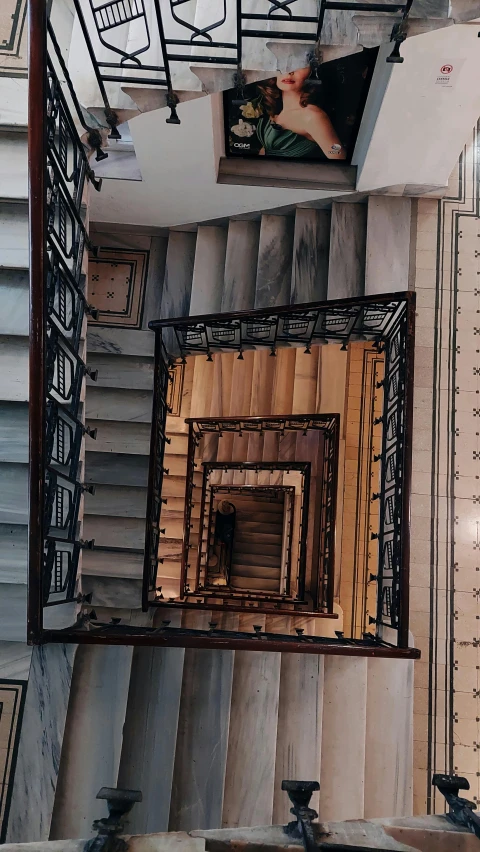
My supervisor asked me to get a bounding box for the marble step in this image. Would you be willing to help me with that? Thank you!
[273,651,324,823]
[0,201,28,269]
[229,576,279,592]
[363,658,413,819]
[158,538,187,561]
[0,129,28,201]
[160,231,197,355]
[0,402,28,462]
[86,420,152,455]
[291,208,330,304]
[0,462,28,525]
[0,582,27,641]
[234,531,283,548]
[85,451,149,487]
[83,515,146,550]
[327,202,367,300]
[233,520,284,536]
[81,574,142,609]
[231,540,282,558]
[169,609,234,832]
[222,220,260,313]
[255,215,295,310]
[0,268,29,335]
[162,475,201,498]
[85,386,153,423]
[0,335,28,402]
[0,523,28,583]
[230,563,281,581]
[84,485,148,518]
[228,497,283,512]
[118,614,186,835]
[222,638,281,827]
[189,225,228,316]
[235,511,283,525]
[320,656,368,821]
[82,548,144,579]
[86,353,154,390]
[232,551,281,569]
[87,327,155,358]
[163,454,189,476]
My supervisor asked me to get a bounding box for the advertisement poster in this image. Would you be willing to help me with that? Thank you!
[224,47,378,164]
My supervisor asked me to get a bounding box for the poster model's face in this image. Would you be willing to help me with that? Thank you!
[224,47,379,164]
[275,67,311,93]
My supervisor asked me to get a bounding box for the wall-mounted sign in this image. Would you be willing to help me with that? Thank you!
[224,48,378,164]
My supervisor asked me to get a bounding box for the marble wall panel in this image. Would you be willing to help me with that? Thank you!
[6,644,77,843]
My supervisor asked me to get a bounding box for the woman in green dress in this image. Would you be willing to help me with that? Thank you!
[256,67,346,160]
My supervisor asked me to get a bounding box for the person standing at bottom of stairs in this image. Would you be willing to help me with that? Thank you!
[208,500,236,585]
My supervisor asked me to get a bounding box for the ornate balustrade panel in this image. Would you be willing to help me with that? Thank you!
[63,0,413,118]
[149,294,409,360]
[29,6,104,633]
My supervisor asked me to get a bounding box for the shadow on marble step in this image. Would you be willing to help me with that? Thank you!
[0,462,28,525]
[86,386,153,423]
[86,420,153,456]
[0,268,28,335]
[85,451,149,487]
[82,548,144,579]
[230,562,281,580]
[232,551,282,569]
[230,575,279,591]
[0,401,28,462]
[86,353,154,391]
[0,201,28,269]
[85,484,148,518]
[0,523,27,583]
[83,515,146,550]
[81,574,143,609]
[87,327,155,358]
[233,540,282,558]
[0,130,28,201]
[0,335,28,402]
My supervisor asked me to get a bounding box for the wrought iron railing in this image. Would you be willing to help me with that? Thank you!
[150,292,415,647]
[373,295,414,647]
[142,335,184,609]
[192,476,304,603]
[66,0,414,131]
[151,415,339,612]
[29,0,104,635]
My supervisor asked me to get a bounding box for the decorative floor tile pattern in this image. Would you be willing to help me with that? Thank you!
[0,0,27,77]
[412,124,480,814]
[88,247,149,328]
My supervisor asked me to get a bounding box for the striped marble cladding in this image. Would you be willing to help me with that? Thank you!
[291,208,330,304]
[6,644,77,843]
[189,225,227,316]
[255,215,295,309]
[169,647,234,831]
[222,220,260,313]
[118,618,185,835]
[327,202,367,300]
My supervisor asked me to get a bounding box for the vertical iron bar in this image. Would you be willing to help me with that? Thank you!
[28,0,47,642]
[398,293,415,647]
[180,424,196,599]
[326,416,340,614]
[195,464,209,592]
[298,464,310,603]
[143,331,162,610]
[69,0,114,111]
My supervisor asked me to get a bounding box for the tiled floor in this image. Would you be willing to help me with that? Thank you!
[412,123,480,814]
